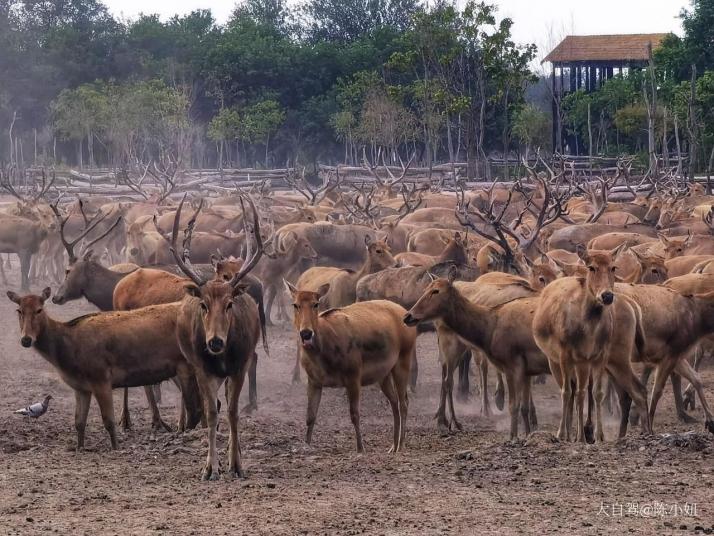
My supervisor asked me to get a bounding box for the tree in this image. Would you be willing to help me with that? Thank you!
[208,107,241,168]
[512,104,549,158]
[241,99,286,166]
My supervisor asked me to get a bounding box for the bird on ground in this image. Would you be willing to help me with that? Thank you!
[13,395,52,418]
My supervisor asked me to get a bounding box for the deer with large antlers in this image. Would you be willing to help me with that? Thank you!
[169,194,267,480]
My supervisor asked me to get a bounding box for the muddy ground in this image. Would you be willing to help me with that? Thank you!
[0,264,713,536]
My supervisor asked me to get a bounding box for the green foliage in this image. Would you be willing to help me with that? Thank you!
[512,104,549,151]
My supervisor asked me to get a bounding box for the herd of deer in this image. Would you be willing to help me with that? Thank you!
[2,159,714,480]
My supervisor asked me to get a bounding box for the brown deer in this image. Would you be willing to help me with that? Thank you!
[169,194,267,480]
[7,288,202,450]
[290,235,397,382]
[532,245,652,442]
[395,232,469,267]
[286,281,416,452]
[404,270,550,439]
[615,275,714,435]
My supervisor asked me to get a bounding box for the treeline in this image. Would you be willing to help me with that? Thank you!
[559,0,714,174]
[0,0,538,175]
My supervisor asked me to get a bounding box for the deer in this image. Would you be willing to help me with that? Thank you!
[532,245,652,442]
[403,268,552,439]
[168,193,267,480]
[291,235,397,383]
[7,287,202,450]
[614,274,714,435]
[114,251,267,418]
[395,232,469,267]
[286,281,416,453]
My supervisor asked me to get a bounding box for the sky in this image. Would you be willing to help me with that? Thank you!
[105,0,690,67]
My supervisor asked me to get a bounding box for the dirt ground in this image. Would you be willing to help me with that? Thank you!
[0,264,713,536]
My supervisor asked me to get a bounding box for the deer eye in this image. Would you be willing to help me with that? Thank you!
[588,266,596,272]
[611,266,616,272]
[226,301,233,310]
[223,274,231,281]
[539,276,546,283]
[35,308,42,314]
[431,289,439,295]
[199,302,208,313]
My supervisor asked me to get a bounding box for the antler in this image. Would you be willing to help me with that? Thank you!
[394,183,425,224]
[230,193,266,286]
[0,165,25,202]
[157,194,206,287]
[50,202,112,264]
[286,167,340,205]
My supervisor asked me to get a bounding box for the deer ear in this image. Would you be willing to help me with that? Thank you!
[183,282,201,299]
[611,242,628,259]
[210,254,220,268]
[40,287,51,302]
[232,283,249,297]
[658,234,671,246]
[426,271,438,282]
[83,249,94,262]
[317,283,330,298]
[6,291,20,304]
[283,279,298,297]
[364,235,372,246]
[575,244,589,262]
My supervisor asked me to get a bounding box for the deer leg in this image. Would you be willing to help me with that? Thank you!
[292,339,302,384]
[529,385,538,429]
[557,356,573,442]
[19,251,31,291]
[670,372,697,424]
[494,370,506,412]
[478,351,493,416]
[593,365,606,443]
[505,370,519,440]
[242,352,258,414]
[456,350,470,402]
[393,348,412,450]
[144,385,171,433]
[0,258,7,285]
[176,364,202,431]
[5,254,11,269]
[519,369,532,438]
[379,375,401,453]
[74,390,92,451]
[197,375,221,481]
[305,380,322,446]
[226,374,247,478]
[574,363,590,443]
[584,375,595,444]
[346,380,364,453]
[675,358,714,434]
[119,388,131,430]
[435,362,450,435]
[153,384,162,405]
[649,360,678,432]
[94,385,118,450]
[446,359,462,432]
[630,365,654,426]
[683,345,704,411]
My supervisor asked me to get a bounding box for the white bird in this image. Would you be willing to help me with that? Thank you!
[13,395,52,418]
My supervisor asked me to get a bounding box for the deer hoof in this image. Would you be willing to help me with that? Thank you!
[242,402,258,415]
[583,424,595,444]
[706,420,714,435]
[683,390,696,411]
[202,467,220,481]
[677,411,698,424]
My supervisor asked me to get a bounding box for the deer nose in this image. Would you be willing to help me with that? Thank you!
[207,337,225,353]
[299,329,313,342]
[20,336,32,348]
[655,224,663,230]
[601,291,614,305]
